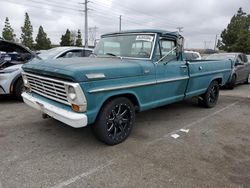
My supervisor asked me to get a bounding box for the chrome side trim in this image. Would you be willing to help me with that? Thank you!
[88,81,156,93]
[190,69,232,78]
[88,76,189,93]
[156,76,189,84]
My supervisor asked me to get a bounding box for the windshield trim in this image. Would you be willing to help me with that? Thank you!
[99,32,157,60]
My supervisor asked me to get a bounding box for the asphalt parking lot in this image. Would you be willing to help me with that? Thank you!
[0,85,250,188]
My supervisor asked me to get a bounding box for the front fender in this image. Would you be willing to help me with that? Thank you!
[85,89,141,124]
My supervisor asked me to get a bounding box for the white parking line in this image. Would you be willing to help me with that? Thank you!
[51,160,114,188]
[171,134,180,139]
[149,101,240,145]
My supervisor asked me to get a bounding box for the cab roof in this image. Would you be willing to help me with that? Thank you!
[102,29,182,38]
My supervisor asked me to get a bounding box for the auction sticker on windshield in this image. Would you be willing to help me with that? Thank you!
[136,35,154,42]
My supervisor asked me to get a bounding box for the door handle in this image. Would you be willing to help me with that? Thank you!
[180,65,187,69]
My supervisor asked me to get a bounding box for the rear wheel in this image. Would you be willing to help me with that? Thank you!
[14,78,24,101]
[228,74,236,89]
[198,80,220,108]
[92,97,135,145]
[244,73,250,84]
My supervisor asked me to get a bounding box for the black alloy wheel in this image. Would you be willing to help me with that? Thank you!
[228,74,236,89]
[93,97,135,145]
[244,73,250,84]
[14,78,24,101]
[198,80,220,108]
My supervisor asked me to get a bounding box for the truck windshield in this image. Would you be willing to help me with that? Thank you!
[93,34,155,59]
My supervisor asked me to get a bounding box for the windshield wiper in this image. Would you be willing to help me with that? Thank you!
[105,53,123,60]
[105,53,117,57]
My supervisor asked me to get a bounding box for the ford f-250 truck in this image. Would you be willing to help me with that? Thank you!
[21,30,232,145]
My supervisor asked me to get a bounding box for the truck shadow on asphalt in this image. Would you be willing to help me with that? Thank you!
[0,95,20,104]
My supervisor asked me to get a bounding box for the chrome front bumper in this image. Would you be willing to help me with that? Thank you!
[22,92,88,128]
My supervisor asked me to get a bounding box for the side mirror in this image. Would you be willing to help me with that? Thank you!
[176,36,184,55]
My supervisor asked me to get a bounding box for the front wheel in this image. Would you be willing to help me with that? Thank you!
[92,97,135,145]
[14,79,24,101]
[198,81,220,108]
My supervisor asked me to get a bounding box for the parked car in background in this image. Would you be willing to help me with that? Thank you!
[247,55,250,63]
[184,50,201,61]
[0,43,93,100]
[0,40,37,100]
[38,47,93,60]
[206,53,250,89]
[22,29,232,145]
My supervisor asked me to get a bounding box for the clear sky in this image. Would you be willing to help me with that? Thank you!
[0,0,249,48]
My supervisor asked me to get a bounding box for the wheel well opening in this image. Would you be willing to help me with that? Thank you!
[11,76,22,94]
[214,78,222,85]
[104,94,140,112]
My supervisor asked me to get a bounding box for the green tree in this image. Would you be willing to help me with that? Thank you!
[60,29,73,46]
[219,8,250,53]
[75,29,82,46]
[20,12,34,49]
[35,26,51,50]
[2,17,15,41]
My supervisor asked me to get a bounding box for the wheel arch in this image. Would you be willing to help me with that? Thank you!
[100,93,140,112]
[88,92,141,125]
[213,77,222,86]
[10,74,22,94]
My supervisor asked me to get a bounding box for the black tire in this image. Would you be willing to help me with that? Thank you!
[198,81,220,108]
[14,78,24,101]
[92,97,135,145]
[228,74,236,89]
[244,73,250,84]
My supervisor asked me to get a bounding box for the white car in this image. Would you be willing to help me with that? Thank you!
[0,43,93,100]
[184,50,202,61]
[0,40,36,100]
[247,55,250,63]
[38,47,93,60]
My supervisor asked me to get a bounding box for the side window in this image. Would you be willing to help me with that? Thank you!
[61,50,82,58]
[185,53,193,61]
[193,53,199,59]
[242,54,248,63]
[83,50,92,57]
[238,55,244,63]
[156,39,176,61]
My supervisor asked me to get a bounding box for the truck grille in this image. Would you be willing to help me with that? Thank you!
[24,73,70,105]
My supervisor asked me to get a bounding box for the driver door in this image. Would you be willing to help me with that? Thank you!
[155,39,189,104]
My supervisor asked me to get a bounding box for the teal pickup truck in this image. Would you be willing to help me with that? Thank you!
[21,30,232,145]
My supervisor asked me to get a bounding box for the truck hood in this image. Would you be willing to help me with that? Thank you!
[22,57,147,82]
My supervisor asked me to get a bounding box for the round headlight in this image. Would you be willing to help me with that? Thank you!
[23,79,28,85]
[68,86,77,100]
[22,75,29,86]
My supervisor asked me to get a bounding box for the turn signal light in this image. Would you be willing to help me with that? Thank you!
[72,104,80,112]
